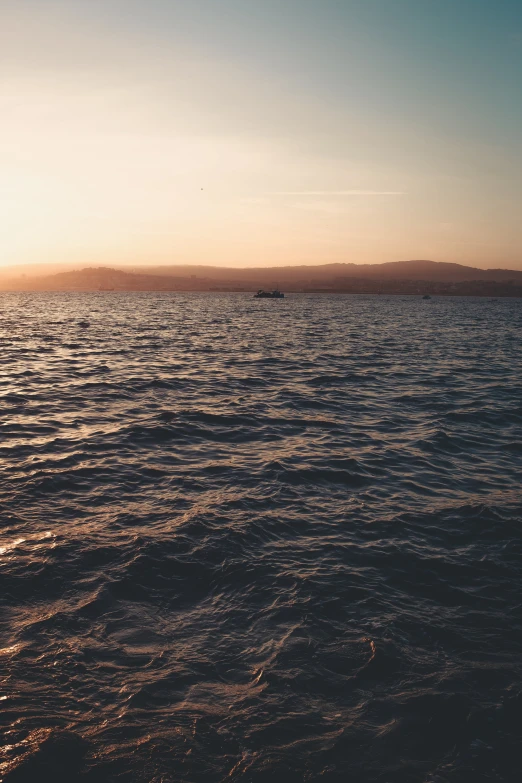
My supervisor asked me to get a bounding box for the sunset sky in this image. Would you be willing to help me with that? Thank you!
[2,0,522,269]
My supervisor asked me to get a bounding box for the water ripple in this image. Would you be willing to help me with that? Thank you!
[1,292,521,782]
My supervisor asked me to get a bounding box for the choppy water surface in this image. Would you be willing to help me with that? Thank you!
[1,292,521,783]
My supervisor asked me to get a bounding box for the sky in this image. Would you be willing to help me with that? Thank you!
[1,0,522,269]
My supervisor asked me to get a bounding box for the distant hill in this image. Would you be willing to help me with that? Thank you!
[121,259,522,284]
[1,260,522,295]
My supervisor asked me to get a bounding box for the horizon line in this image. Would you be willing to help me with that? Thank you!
[1,259,522,274]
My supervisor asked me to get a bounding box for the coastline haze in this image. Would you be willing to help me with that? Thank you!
[2,259,522,297]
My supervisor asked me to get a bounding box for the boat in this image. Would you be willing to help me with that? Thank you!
[422,294,432,300]
[254,289,285,299]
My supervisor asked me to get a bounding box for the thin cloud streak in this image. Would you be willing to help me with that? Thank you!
[272,190,406,196]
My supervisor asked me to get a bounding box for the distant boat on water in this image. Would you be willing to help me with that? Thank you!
[254,289,285,299]
[422,294,432,300]
[99,287,115,291]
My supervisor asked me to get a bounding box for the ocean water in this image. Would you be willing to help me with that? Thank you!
[1,292,521,783]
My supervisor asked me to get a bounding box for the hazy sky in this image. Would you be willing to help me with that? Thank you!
[2,0,522,269]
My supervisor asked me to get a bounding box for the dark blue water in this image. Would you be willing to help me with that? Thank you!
[1,292,521,783]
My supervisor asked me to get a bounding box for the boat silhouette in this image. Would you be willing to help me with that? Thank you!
[254,289,284,299]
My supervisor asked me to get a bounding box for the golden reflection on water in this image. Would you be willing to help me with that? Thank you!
[0,644,22,656]
[0,538,26,555]
[0,531,55,557]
